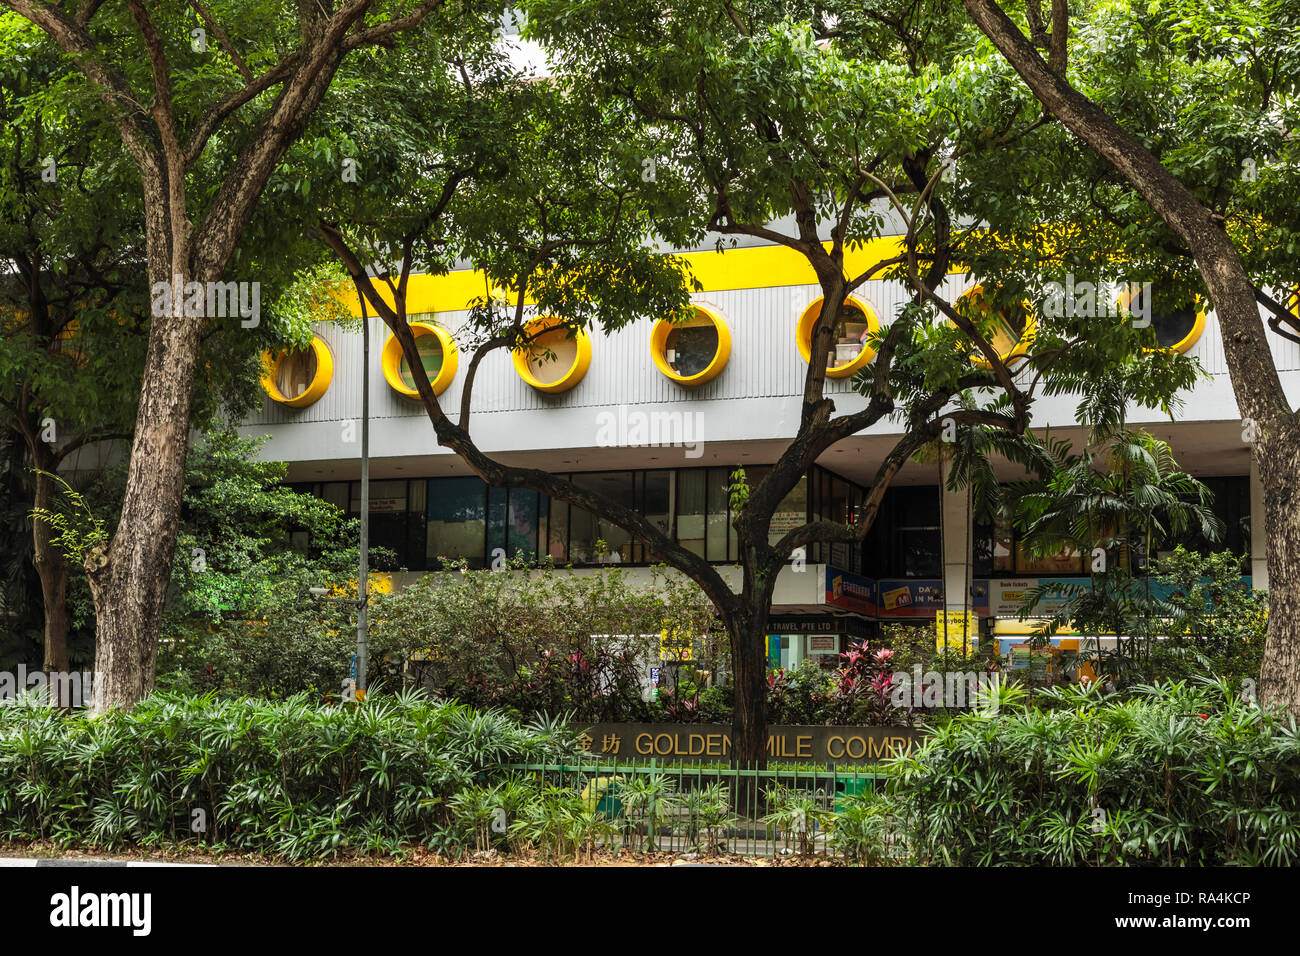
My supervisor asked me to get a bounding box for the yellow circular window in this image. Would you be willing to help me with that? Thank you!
[796,295,881,379]
[952,285,1036,368]
[1118,285,1206,354]
[512,316,592,393]
[381,322,458,398]
[650,305,731,385]
[261,336,333,407]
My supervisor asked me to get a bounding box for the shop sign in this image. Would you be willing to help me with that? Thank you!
[825,567,877,614]
[990,577,1085,617]
[575,723,920,764]
[767,616,869,637]
[808,635,838,654]
[878,580,989,619]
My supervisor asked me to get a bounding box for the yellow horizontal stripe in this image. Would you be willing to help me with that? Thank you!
[337,237,913,317]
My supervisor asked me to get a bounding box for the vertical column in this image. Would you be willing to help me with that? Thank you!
[939,450,975,652]
[1250,456,1269,591]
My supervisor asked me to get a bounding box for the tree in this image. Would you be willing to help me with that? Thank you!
[957,0,1300,715]
[0,20,146,671]
[303,1,1200,765]
[1,0,476,709]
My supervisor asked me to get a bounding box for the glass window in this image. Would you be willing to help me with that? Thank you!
[427,477,486,568]
[892,486,940,578]
[321,482,349,512]
[643,470,675,563]
[677,470,707,558]
[571,472,634,563]
[351,479,407,514]
[664,321,719,377]
[506,489,540,562]
[769,474,808,547]
[546,496,569,563]
[707,468,730,561]
[406,480,428,571]
[487,486,507,563]
[992,508,1015,574]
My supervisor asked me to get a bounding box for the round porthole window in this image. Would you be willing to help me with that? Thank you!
[261,336,333,407]
[1119,284,1206,354]
[952,285,1035,368]
[512,316,592,393]
[795,295,880,379]
[650,305,731,385]
[381,322,458,398]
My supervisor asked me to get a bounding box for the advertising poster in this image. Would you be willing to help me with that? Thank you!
[825,567,877,615]
[877,580,989,619]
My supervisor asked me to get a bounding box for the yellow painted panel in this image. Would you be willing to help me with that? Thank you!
[333,237,916,317]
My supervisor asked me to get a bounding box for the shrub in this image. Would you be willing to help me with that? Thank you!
[0,691,578,860]
[761,784,833,855]
[830,792,893,866]
[886,680,1300,865]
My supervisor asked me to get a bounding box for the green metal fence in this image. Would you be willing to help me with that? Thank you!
[502,758,896,860]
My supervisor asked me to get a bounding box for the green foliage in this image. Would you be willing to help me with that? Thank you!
[886,682,1300,866]
[677,781,735,855]
[509,783,619,862]
[28,471,108,565]
[829,791,893,866]
[0,691,579,861]
[1144,547,1267,688]
[766,660,833,725]
[155,431,373,700]
[762,783,834,856]
[368,558,723,722]
[614,771,676,852]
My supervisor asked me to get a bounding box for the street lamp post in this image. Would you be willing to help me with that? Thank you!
[308,299,371,704]
[356,298,370,699]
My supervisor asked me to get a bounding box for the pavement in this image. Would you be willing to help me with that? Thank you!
[0,856,211,867]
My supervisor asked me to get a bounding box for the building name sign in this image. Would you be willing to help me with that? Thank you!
[576,723,918,764]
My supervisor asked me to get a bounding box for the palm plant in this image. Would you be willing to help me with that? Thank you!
[678,782,734,855]
[1011,427,1222,681]
[762,784,833,856]
[615,773,676,852]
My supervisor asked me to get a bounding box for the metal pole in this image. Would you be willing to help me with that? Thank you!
[357,299,370,699]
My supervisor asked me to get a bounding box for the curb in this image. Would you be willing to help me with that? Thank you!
[0,857,212,867]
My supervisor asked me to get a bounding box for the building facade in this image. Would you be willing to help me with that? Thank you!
[241,235,1300,672]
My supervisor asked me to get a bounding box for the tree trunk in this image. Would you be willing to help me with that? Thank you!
[31,451,69,674]
[86,308,202,711]
[1257,423,1300,712]
[729,608,770,769]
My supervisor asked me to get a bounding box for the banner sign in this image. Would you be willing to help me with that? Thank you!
[989,577,1087,617]
[878,580,990,619]
[936,610,978,653]
[825,567,877,615]
[575,723,920,764]
[990,576,1255,618]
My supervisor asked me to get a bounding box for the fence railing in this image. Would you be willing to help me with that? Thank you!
[500,758,899,861]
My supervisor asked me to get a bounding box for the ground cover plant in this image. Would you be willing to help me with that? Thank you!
[0,690,580,861]
[887,680,1300,866]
